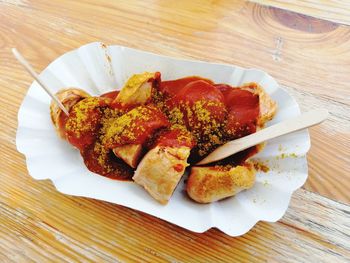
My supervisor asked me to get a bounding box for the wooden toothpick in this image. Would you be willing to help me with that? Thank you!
[12,48,69,116]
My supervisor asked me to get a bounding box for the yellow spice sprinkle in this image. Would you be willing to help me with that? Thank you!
[65,97,102,138]
[103,106,153,145]
[94,140,113,173]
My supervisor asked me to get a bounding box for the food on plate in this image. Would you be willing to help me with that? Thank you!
[50,88,90,139]
[112,144,143,168]
[187,164,256,203]
[114,72,160,107]
[65,96,111,150]
[133,145,191,204]
[132,127,194,204]
[50,72,277,204]
[240,83,277,126]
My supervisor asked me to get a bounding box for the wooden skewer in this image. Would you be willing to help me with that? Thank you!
[12,48,69,116]
[197,109,329,165]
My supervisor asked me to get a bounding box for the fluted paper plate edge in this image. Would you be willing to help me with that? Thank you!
[16,42,310,236]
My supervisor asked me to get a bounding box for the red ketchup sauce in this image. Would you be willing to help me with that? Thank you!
[215,84,260,166]
[153,128,195,149]
[62,75,262,180]
[216,84,259,139]
[159,76,213,98]
[80,142,134,181]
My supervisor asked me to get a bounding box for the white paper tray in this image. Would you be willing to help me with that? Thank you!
[16,42,310,236]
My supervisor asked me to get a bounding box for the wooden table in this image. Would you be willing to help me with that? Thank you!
[1,0,349,262]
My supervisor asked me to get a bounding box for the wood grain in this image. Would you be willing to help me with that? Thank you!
[0,178,349,262]
[0,0,350,261]
[251,0,350,25]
